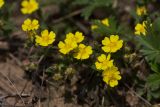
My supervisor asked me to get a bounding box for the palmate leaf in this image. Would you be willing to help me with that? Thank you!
[147,73,160,91]
[150,62,160,73]
[146,88,160,101]
[140,48,160,63]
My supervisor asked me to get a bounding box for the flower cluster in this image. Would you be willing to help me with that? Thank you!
[91,18,110,30]
[58,32,93,60]
[135,21,146,36]
[21,0,39,14]
[136,6,147,16]
[0,0,4,8]
[95,35,123,87]
[21,17,123,87]
[22,18,56,47]
[22,19,92,59]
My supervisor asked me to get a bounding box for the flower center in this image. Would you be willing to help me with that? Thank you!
[102,60,110,68]
[140,26,145,33]
[65,43,73,51]
[79,48,86,57]
[42,36,50,42]
[27,3,34,11]
[108,72,116,81]
[109,42,117,48]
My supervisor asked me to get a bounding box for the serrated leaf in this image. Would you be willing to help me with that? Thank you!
[150,90,160,99]
[150,62,160,73]
[147,73,160,90]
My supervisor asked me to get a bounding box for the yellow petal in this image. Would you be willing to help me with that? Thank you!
[101,18,109,26]
[41,29,48,37]
[102,37,110,45]
[110,35,119,42]
[66,32,74,40]
[86,46,93,54]
[102,46,110,53]
[21,0,28,7]
[75,31,84,43]
[49,31,56,39]
[95,62,102,70]
[58,41,65,48]
[91,25,98,30]
[35,35,42,44]
[116,75,121,80]
[79,44,86,49]
[103,76,109,84]
[22,25,28,31]
[31,19,39,30]
[24,18,31,25]
[106,54,111,60]
[98,54,106,62]
[109,80,118,87]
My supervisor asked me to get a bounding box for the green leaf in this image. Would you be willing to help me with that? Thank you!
[152,18,160,34]
[147,90,152,101]
[74,0,113,20]
[81,5,96,20]
[147,73,160,91]
[150,90,160,99]
[150,62,160,73]
[92,17,121,35]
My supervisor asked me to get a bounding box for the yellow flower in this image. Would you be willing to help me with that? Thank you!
[136,6,147,16]
[35,29,56,46]
[22,18,39,31]
[95,54,113,70]
[74,31,85,43]
[74,44,93,60]
[65,31,84,43]
[91,25,98,30]
[21,0,39,14]
[91,18,109,30]
[0,0,4,8]
[102,66,121,87]
[135,21,146,36]
[102,35,123,53]
[101,18,109,27]
[58,40,77,54]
